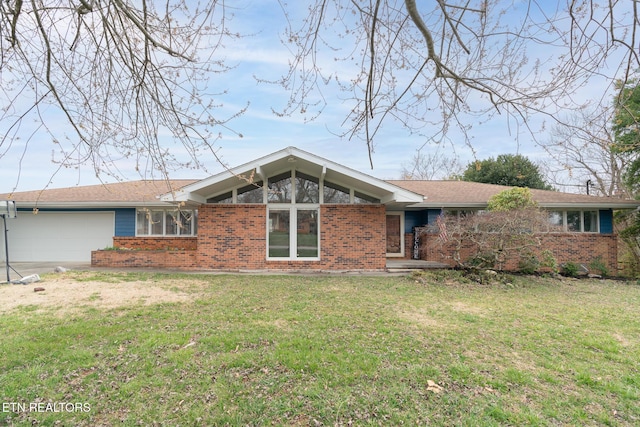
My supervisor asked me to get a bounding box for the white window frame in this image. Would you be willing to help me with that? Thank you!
[267,205,320,260]
[136,208,197,236]
[549,210,599,233]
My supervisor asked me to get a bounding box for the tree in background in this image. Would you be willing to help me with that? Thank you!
[541,108,630,197]
[461,154,554,190]
[612,78,640,193]
[486,187,537,211]
[400,149,463,180]
[610,77,640,275]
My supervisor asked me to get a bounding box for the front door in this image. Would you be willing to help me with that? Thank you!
[386,213,404,257]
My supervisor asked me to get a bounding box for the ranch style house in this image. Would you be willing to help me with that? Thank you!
[1,147,638,273]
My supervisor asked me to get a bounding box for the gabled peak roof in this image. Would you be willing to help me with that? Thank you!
[165,146,424,205]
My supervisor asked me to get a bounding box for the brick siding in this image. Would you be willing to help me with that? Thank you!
[112,236,197,250]
[93,204,387,271]
[413,231,618,273]
[92,250,198,269]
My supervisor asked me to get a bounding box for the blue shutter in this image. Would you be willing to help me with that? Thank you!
[599,209,613,234]
[115,209,136,236]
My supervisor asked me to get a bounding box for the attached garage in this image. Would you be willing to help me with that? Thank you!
[0,211,114,262]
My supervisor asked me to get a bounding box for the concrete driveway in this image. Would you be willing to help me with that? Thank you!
[1,262,92,282]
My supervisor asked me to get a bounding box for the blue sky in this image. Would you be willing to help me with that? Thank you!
[0,0,625,193]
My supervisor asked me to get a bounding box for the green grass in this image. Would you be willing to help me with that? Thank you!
[1,271,640,425]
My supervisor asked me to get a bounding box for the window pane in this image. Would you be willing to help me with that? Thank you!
[567,211,581,232]
[149,211,164,235]
[354,191,380,204]
[268,172,292,203]
[237,182,263,203]
[269,210,290,257]
[584,211,598,232]
[192,210,198,235]
[295,172,319,203]
[166,211,179,235]
[548,211,563,229]
[180,210,193,235]
[297,210,318,257]
[323,181,350,203]
[137,210,150,235]
[208,192,232,203]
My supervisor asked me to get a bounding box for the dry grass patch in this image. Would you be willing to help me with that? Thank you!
[0,272,205,315]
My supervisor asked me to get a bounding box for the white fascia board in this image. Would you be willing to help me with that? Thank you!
[380,191,424,204]
[407,203,488,209]
[160,188,207,204]
[538,202,640,210]
[10,201,171,209]
[406,202,640,210]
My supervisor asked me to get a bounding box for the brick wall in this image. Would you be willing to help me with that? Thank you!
[112,236,197,250]
[196,204,268,269]
[417,231,619,273]
[93,204,387,271]
[92,250,198,270]
[315,204,386,270]
[197,204,386,271]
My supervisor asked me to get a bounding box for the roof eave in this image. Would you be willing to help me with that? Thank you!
[13,201,170,209]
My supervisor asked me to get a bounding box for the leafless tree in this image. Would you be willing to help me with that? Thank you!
[0,0,243,190]
[1,1,639,186]
[540,108,632,197]
[277,0,640,164]
[400,148,463,180]
[436,208,560,271]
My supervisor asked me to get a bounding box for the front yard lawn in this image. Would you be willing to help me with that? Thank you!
[1,271,639,426]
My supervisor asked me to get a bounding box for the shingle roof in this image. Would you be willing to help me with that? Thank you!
[2,178,638,209]
[388,180,640,209]
[0,180,199,207]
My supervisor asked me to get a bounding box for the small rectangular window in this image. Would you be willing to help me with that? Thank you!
[548,211,564,230]
[208,192,233,204]
[567,211,581,232]
[180,211,194,235]
[323,181,350,203]
[150,211,164,235]
[137,210,150,235]
[237,182,264,203]
[584,211,598,232]
[165,211,179,235]
[268,210,290,257]
[354,191,380,204]
[268,172,292,203]
[297,210,318,257]
[295,172,319,203]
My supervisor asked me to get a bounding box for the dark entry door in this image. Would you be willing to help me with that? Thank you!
[386,214,402,255]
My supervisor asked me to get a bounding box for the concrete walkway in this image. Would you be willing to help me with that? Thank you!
[1,259,449,282]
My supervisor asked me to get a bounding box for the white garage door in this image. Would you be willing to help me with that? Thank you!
[0,212,114,262]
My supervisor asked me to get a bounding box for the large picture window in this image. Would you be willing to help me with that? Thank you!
[137,209,197,236]
[544,210,599,233]
[267,170,320,260]
[268,207,319,259]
